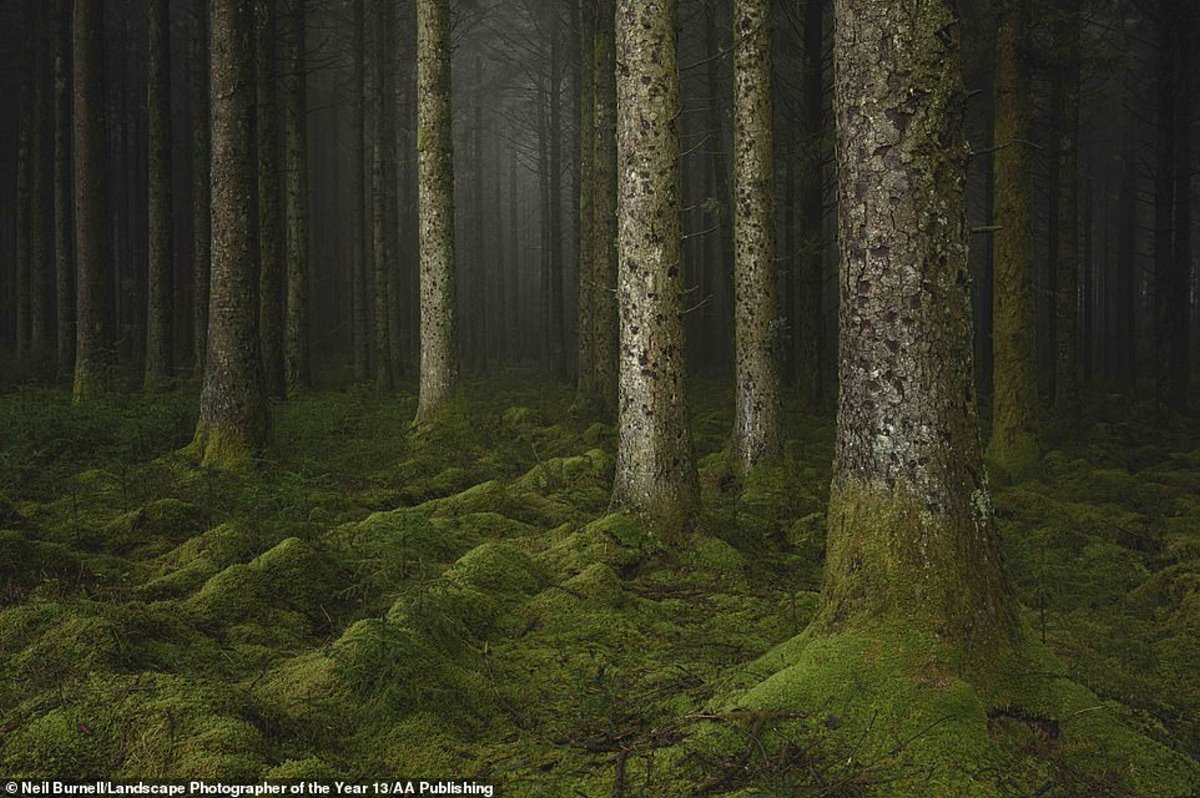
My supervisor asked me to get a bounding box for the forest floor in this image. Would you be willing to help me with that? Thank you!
[0,376,1198,797]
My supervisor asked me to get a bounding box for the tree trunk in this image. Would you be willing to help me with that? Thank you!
[193,0,212,375]
[350,0,369,384]
[548,11,566,380]
[15,0,34,368]
[72,0,115,401]
[373,0,395,394]
[986,0,1039,477]
[194,0,268,467]
[414,0,458,424]
[592,0,618,413]
[730,0,781,476]
[54,0,74,381]
[1053,0,1081,425]
[821,0,1019,654]
[284,0,311,394]
[575,0,597,405]
[256,0,285,398]
[797,0,824,409]
[611,0,699,537]
[145,0,174,388]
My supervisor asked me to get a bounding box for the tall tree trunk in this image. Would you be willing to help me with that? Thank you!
[797,0,824,408]
[284,0,311,394]
[611,0,699,537]
[145,0,174,388]
[72,0,116,400]
[54,0,75,381]
[472,55,488,375]
[193,0,212,374]
[1053,0,1081,425]
[1115,143,1137,389]
[30,0,52,375]
[704,0,734,376]
[373,0,395,394]
[548,10,566,380]
[987,0,1039,477]
[575,0,597,405]
[350,0,369,384]
[592,0,618,412]
[194,0,268,467]
[257,0,285,397]
[15,0,34,368]
[730,0,781,476]
[508,152,520,364]
[414,0,458,424]
[821,0,1019,653]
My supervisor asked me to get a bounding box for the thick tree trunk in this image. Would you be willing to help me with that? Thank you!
[145,0,174,388]
[575,0,597,405]
[592,0,618,413]
[193,0,212,375]
[350,0,369,384]
[373,0,395,394]
[193,0,267,467]
[54,0,74,380]
[1053,1,1081,424]
[72,0,115,401]
[611,0,699,537]
[548,12,566,380]
[730,0,781,476]
[256,0,285,398]
[821,0,1019,654]
[413,0,458,424]
[284,0,311,394]
[987,0,1039,477]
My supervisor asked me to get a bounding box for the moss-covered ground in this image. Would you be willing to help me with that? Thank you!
[0,378,1197,796]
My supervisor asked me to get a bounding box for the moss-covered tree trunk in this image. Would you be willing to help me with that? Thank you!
[1053,1,1081,426]
[53,0,74,381]
[72,0,115,401]
[372,0,395,395]
[30,0,52,374]
[192,0,212,375]
[413,0,458,424]
[145,0,174,389]
[284,0,311,395]
[574,0,597,407]
[350,0,369,385]
[193,0,268,468]
[611,0,699,537]
[821,0,1019,655]
[730,0,781,476]
[987,0,1038,477]
[591,0,618,414]
[256,0,285,399]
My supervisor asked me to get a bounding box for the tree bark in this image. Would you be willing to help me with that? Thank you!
[413,0,458,424]
[821,0,1019,654]
[350,0,369,384]
[284,0,311,394]
[373,0,395,394]
[796,0,825,409]
[1053,0,1081,425]
[730,0,782,476]
[592,0,618,413]
[54,0,74,380]
[256,0,285,398]
[611,0,700,537]
[987,0,1039,477]
[72,0,116,401]
[15,0,34,367]
[193,0,268,467]
[145,0,174,388]
[575,0,597,405]
[193,0,212,374]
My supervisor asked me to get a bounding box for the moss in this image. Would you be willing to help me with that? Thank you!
[191,421,259,471]
[325,509,461,601]
[399,465,475,504]
[138,522,268,600]
[263,757,343,781]
[102,498,209,552]
[0,491,28,528]
[447,541,544,597]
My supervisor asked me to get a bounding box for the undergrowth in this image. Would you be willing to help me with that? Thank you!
[0,377,1197,796]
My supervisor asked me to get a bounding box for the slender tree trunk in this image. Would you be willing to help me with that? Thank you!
[1168,4,1192,411]
[472,55,488,375]
[548,11,567,380]
[821,0,1018,654]
[797,0,824,408]
[72,0,115,400]
[1116,143,1137,389]
[1053,0,1081,425]
[54,0,74,381]
[730,0,781,476]
[508,152,520,364]
[414,0,458,424]
[284,0,311,394]
[194,0,268,467]
[1082,177,1094,383]
[193,0,212,374]
[592,0,618,412]
[256,0,285,397]
[372,0,395,394]
[350,0,369,383]
[987,0,1039,476]
[145,0,174,388]
[575,0,597,405]
[705,0,734,376]
[15,0,34,368]
[612,0,699,537]
[30,0,52,376]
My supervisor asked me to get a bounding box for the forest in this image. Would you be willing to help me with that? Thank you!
[0,0,1198,794]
